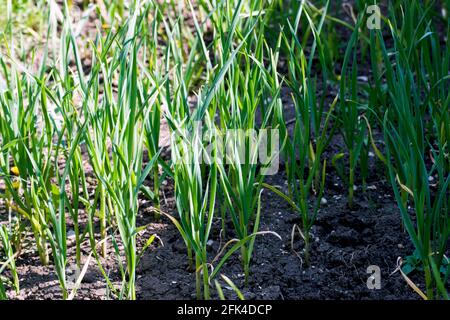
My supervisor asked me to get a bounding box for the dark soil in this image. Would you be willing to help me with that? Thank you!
[4,158,420,300]
[132,168,418,300]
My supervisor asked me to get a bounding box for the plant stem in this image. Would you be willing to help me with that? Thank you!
[100,185,107,257]
[35,229,49,266]
[304,233,311,266]
[349,152,354,208]
[241,245,249,286]
[202,256,210,300]
[74,224,81,268]
[424,263,434,299]
[195,255,202,300]
[153,168,160,220]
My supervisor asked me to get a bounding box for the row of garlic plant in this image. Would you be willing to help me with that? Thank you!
[0,0,449,300]
[376,1,450,299]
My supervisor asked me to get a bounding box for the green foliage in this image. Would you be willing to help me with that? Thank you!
[0,0,448,301]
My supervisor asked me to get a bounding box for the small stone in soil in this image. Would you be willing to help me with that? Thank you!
[261,286,282,299]
[67,229,76,239]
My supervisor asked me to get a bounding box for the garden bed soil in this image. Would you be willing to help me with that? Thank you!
[5,163,419,300]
